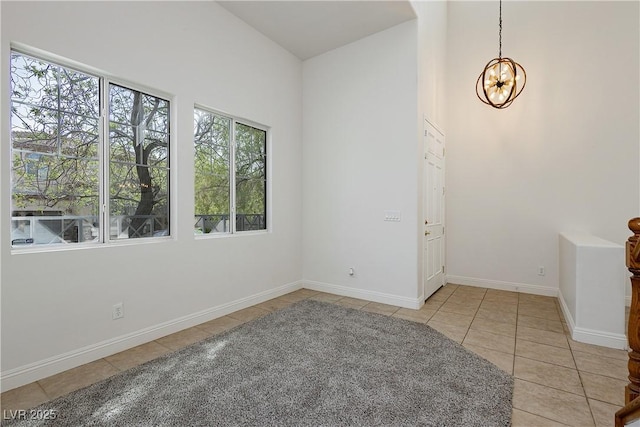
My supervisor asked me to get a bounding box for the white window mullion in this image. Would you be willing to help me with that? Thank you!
[100,79,109,244]
[230,119,237,234]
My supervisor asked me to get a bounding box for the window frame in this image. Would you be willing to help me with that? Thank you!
[9,46,175,252]
[193,105,269,237]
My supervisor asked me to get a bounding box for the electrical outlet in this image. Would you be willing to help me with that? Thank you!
[538,266,545,276]
[112,302,124,320]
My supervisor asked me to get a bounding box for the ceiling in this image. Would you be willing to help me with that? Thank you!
[217,1,417,60]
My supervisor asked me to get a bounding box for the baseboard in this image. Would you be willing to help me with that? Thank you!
[303,280,422,309]
[571,327,627,350]
[557,290,577,334]
[445,275,558,297]
[558,290,628,350]
[0,280,303,393]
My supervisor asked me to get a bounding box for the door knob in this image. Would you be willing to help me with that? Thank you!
[425,220,429,224]
[425,231,430,235]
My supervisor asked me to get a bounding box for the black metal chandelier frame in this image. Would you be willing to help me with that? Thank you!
[476,0,526,109]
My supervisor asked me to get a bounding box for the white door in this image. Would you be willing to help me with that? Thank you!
[423,120,445,300]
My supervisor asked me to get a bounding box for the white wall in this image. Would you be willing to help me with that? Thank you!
[0,1,303,390]
[445,2,639,294]
[302,21,421,307]
[413,0,447,130]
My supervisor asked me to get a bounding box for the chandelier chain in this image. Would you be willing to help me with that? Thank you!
[498,0,502,59]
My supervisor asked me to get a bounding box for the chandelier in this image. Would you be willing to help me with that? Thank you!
[476,0,526,109]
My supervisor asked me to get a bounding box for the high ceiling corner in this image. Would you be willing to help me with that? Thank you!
[217,1,417,60]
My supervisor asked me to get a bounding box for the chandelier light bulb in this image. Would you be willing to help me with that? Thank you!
[476,57,526,109]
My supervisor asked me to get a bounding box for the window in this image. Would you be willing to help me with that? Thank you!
[10,50,171,247]
[109,84,170,239]
[194,107,267,234]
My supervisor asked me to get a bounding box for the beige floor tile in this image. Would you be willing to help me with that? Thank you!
[463,328,515,354]
[470,316,516,337]
[588,398,621,427]
[519,294,558,304]
[444,293,484,304]
[155,327,211,351]
[418,303,439,313]
[518,314,565,333]
[392,313,426,323]
[333,297,369,309]
[517,326,569,349]
[430,310,474,329]
[440,283,459,293]
[580,372,627,406]
[438,300,481,316]
[573,350,629,381]
[440,294,467,305]
[104,342,172,372]
[298,288,320,296]
[519,294,559,304]
[518,300,560,312]
[484,289,519,302]
[513,379,594,426]
[255,297,295,312]
[38,359,120,400]
[568,338,629,361]
[361,302,400,316]
[0,382,50,412]
[514,357,584,395]
[278,289,318,303]
[196,315,243,335]
[511,409,571,426]
[515,339,576,369]
[463,343,514,374]
[480,300,518,314]
[519,299,560,311]
[426,291,450,303]
[392,307,436,323]
[226,306,270,322]
[450,289,486,300]
[455,284,488,292]
[422,299,445,310]
[518,304,562,321]
[308,292,343,303]
[426,320,468,343]
[475,307,517,324]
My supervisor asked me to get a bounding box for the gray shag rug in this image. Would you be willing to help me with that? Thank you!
[5,300,513,426]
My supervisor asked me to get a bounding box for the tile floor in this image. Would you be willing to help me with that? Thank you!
[0,284,629,426]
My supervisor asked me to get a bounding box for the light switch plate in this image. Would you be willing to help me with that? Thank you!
[384,210,401,222]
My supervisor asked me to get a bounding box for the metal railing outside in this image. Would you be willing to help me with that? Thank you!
[195,214,265,233]
[11,214,168,245]
[11,213,266,245]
